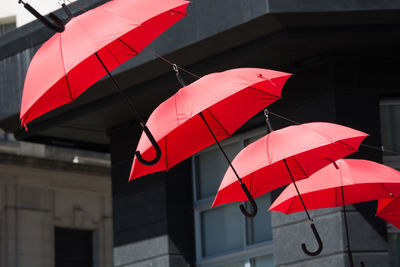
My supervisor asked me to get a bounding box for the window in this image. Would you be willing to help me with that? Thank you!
[193,128,274,267]
[0,17,16,36]
[380,98,400,169]
[388,226,400,267]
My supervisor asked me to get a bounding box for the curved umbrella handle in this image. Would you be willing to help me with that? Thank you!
[360,261,365,267]
[302,222,323,256]
[135,125,162,166]
[18,1,65,32]
[239,182,258,217]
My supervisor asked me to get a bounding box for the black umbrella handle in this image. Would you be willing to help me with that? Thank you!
[135,125,162,166]
[302,222,323,256]
[360,262,365,267]
[18,0,65,32]
[239,182,258,218]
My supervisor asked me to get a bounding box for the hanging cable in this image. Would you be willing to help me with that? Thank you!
[65,0,89,12]
[267,111,400,156]
[144,47,201,79]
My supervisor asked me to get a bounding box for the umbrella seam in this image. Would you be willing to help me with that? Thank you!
[335,187,338,207]
[380,183,393,197]
[338,161,343,207]
[265,133,270,165]
[58,33,74,101]
[95,8,141,26]
[203,109,230,137]
[248,173,254,196]
[175,92,180,126]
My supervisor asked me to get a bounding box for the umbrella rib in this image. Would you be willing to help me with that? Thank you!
[337,140,357,153]
[117,38,139,55]
[248,86,281,99]
[58,34,73,101]
[287,194,297,214]
[291,155,309,178]
[104,45,122,65]
[203,109,230,137]
[170,9,187,16]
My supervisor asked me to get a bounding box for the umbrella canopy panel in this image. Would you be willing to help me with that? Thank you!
[269,159,400,214]
[20,0,189,126]
[376,196,400,230]
[212,123,368,207]
[129,68,291,180]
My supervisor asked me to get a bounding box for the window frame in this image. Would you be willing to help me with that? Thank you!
[380,98,400,168]
[192,127,274,266]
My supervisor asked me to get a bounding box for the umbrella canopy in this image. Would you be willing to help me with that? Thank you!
[269,159,400,213]
[376,196,400,230]
[129,68,291,180]
[212,122,368,207]
[20,0,189,126]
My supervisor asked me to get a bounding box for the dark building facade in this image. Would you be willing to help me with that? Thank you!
[1,0,400,266]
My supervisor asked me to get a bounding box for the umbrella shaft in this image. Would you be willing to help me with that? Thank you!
[341,186,355,267]
[198,112,242,183]
[94,52,144,124]
[282,159,312,221]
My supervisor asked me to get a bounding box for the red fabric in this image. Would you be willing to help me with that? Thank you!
[269,159,400,214]
[129,68,291,180]
[376,197,400,230]
[212,123,368,207]
[20,0,189,126]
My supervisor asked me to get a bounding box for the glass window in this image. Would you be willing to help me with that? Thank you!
[196,142,242,200]
[202,205,244,256]
[389,233,400,267]
[246,194,273,245]
[380,99,400,154]
[193,129,274,267]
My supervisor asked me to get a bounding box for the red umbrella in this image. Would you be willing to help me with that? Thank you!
[19,0,189,164]
[376,196,400,230]
[269,159,400,213]
[129,68,291,179]
[269,159,400,266]
[212,123,368,207]
[212,121,367,256]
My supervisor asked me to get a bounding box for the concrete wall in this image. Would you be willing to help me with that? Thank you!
[109,124,194,267]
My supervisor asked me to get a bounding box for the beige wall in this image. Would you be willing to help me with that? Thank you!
[0,152,112,267]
